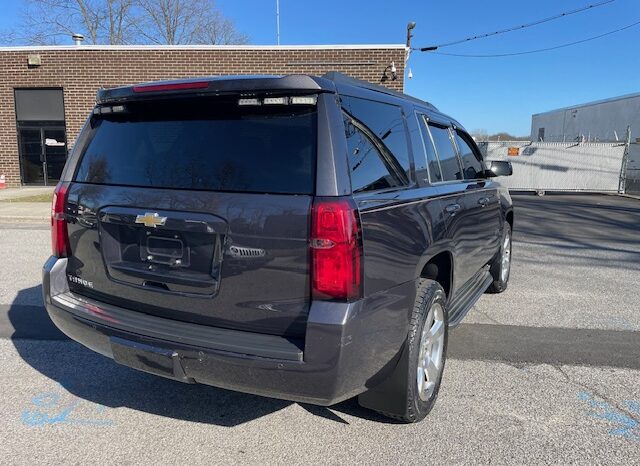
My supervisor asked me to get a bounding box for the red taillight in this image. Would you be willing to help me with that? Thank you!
[51,183,69,257]
[132,81,209,93]
[310,198,362,301]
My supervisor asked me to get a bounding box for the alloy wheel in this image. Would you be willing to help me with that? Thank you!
[417,302,445,401]
[501,231,512,283]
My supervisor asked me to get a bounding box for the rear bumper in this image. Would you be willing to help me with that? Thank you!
[43,256,412,405]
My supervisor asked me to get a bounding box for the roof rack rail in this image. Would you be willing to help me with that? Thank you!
[321,71,438,111]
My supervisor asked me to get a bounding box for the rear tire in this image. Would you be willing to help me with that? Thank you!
[487,223,512,293]
[367,279,449,423]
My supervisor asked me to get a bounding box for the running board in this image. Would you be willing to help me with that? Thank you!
[447,268,493,327]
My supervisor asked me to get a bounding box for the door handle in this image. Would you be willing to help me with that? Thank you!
[478,197,490,207]
[445,203,461,214]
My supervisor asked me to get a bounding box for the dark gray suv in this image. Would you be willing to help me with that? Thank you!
[43,73,513,423]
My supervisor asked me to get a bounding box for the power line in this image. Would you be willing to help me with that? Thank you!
[416,0,616,51]
[429,19,640,58]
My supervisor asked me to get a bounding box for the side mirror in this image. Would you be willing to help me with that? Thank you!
[486,161,513,177]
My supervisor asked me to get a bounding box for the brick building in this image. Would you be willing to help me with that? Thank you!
[0,44,406,187]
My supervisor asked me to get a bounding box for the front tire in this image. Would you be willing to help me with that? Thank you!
[363,279,448,423]
[487,223,512,293]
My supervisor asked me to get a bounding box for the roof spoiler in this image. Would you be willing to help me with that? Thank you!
[96,74,336,104]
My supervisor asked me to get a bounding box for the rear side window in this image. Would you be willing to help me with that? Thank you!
[428,125,462,181]
[341,96,412,182]
[343,115,405,193]
[74,98,317,194]
[454,131,485,180]
[416,114,443,183]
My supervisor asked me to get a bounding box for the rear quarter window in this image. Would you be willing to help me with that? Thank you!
[343,115,405,193]
[74,98,317,195]
[428,125,462,182]
[341,95,412,183]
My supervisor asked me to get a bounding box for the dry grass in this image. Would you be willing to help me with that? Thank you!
[0,192,53,203]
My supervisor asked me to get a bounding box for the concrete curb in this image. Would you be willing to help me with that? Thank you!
[0,201,51,223]
[0,216,49,224]
[0,187,54,201]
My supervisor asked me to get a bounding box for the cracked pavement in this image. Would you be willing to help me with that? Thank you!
[1,193,639,464]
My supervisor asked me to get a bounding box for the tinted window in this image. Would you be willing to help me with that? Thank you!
[342,96,412,181]
[417,114,443,183]
[75,98,316,194]
[454,131,485,180]
[428,125,461,181]
[344,115,402,193]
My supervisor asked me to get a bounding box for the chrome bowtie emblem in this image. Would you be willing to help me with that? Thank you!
[135,212,167,228]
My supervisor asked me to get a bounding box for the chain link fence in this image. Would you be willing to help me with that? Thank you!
[625,143,640,195]
[478,141,630,194]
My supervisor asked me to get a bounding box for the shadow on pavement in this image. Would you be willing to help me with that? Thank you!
[7,285,389,426]
[9,284,640,427]
[512,194,640,270]
[449,323,640,370]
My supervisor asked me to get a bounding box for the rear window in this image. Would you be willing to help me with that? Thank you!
[74,97,317,194]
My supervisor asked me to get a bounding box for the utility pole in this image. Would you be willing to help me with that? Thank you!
[405,22,416,79]
[406,22,416,48]
[276,0,281,45]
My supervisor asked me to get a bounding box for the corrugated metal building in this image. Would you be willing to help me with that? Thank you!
[530,92,640,143]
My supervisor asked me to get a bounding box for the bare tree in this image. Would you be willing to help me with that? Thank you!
[136,0,248,45]
[470,129,489,142]
[105,0,135,44]
[20,0,100,44]
[18,0,134,44]
[0,29,20,45]
[12,0,246,45]
[194,11,249,45]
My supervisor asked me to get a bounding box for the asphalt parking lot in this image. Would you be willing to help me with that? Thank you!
[0,193,638,464]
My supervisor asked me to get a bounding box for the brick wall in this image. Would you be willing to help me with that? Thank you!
[0,45,406,186]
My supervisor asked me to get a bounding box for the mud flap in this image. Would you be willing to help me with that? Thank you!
[357,341,411,417]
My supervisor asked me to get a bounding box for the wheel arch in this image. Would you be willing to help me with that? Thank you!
[416,246,454,300]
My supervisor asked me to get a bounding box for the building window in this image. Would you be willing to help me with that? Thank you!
[14,88,67,186]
